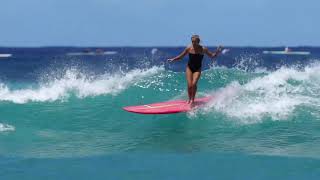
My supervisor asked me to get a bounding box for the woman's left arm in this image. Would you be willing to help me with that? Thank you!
[204,46,223,59]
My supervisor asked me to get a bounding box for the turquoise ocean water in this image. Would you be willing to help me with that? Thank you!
[1,47,320,179]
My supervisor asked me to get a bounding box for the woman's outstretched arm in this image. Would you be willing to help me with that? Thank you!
[204,46,223,59]
[167,47,189,62]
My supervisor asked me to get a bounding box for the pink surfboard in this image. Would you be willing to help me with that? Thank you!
[123,96,212,114]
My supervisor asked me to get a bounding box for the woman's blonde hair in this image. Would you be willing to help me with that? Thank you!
[191,35,200,43]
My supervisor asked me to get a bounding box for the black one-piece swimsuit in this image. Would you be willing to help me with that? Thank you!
[188,53,204,73]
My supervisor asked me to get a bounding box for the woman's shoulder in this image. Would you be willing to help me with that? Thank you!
[186,44,192,49]
[202,46,208,53]
[184,45,192,52]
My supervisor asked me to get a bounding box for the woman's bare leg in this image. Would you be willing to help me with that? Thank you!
[191,72,201,103]
[186,67,193,103]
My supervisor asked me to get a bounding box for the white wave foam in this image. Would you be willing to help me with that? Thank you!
[234,53,263,72]
[0,66,164,104]
[0,123,15,132]
[201,63,320,124]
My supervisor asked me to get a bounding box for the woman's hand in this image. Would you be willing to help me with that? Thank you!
[167,47,189,63]
[167,58,175,63]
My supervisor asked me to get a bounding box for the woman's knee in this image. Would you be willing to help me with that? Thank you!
[192,82,198,87]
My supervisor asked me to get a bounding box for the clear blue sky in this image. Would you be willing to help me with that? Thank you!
[1,0,319,47]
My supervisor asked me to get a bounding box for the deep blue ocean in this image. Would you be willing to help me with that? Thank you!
[1,46,320,179]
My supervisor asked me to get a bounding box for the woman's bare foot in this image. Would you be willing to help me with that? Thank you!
[190,100,195,106]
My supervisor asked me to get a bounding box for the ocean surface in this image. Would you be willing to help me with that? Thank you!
[1,47,320,179]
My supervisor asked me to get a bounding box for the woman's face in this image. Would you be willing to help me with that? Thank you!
[191,37,200,46]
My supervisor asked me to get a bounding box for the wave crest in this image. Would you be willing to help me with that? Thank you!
[0,66,164,104]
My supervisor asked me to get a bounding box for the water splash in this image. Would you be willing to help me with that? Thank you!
[200,63,320,123]
[0,123,15,132]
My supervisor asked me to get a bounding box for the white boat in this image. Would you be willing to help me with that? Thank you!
[103,51,118,55]
[0,54,12,58]
[66,51,117,56]
[263,47,310,55]
[263,51,310,55]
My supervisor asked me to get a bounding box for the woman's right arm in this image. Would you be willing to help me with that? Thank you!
[167,47,189,62]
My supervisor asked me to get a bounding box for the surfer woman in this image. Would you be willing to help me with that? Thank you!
[167,35,223,104]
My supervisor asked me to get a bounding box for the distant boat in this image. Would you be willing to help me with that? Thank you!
[0,54,12,58]
[66,49,117,56]
[263,47,310,56]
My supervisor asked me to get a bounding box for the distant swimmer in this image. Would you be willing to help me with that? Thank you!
[167,35,223,104]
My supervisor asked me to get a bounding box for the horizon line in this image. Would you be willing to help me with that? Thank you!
[1,45,320,48]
